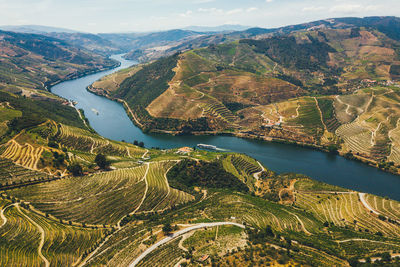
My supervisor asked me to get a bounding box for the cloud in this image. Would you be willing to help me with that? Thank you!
[330,3,381,13]
[266,0,273,3]
[179,10,193,17]
[246,7,258,13]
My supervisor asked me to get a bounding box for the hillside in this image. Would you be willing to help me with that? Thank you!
[124,16,400,63]
[0,30,117,93]
[1,118,400,266]
[90,22,400,173]
[0,30,118,151]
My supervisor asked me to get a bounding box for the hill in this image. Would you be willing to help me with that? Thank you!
[123,16,400,63]
[91,19,400,173]
[1,121,399,266]
[0,25,79,34]
[0,30,118,149]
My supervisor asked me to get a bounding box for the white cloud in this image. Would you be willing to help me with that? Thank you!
[246,7,258,13]
[330,4,361,13]
[330,3,382,13]
[179,10,193,17]
[266,0,273,3]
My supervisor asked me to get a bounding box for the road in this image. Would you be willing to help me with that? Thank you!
[359,193,379,215]
[129,222,245,267]
[16,204,50,267]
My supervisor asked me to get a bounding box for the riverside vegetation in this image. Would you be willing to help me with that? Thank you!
[0,16,400,266]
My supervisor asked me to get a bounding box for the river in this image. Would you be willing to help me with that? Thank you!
[52,54,400,201]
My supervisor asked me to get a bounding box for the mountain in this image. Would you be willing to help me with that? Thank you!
[45,32,122,55]
[1,16,400,267]
[0,24,79,34]
[92,17,400,171]
[0,30,117,92]
[99,29,204,52]
[0,29,118,140]
[124,16,400,63]
[183,24,250,32]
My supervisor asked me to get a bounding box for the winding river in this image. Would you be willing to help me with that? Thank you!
[52,55,400,201]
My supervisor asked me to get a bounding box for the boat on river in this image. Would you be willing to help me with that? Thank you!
[197,144,218,150]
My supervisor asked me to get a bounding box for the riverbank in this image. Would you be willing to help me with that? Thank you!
[86,84,400,176]
[46,61,121,91]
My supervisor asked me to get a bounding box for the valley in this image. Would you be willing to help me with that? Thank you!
[0,16,400,267]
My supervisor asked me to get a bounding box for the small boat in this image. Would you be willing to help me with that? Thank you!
[197,144,218,150]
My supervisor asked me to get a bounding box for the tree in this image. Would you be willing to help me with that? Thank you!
[138,141,145,148]
[162,222,173,235]
[95,154,110,169]
[68,163,83,176]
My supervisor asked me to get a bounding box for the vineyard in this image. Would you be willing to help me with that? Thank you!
[222,154,262,191]
[138,161,194,212]
[204,192,319,234]
[363,194,400,221]
[290,97,324,138]
[336,122,373,155]
[0,201,42,267]
[137,238,183,267]
[0,158,52,186]
[1,140,44,170]
[86,224,148,266]
[8,161,193,225]
[295,192,400,237]
[0,200,105,266]
[56,124,145,158]
[201,102,238,124]
[316,98,341,133]
[8,165,148,225]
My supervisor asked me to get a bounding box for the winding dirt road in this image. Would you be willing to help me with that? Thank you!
[129,222,245,267]
[16,204,50,267]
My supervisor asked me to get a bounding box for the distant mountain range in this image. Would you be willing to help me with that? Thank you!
[183,24,250,32]
[0,25,79,34]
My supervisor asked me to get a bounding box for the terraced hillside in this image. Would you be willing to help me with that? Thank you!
[98,25,400,135]
[0,30,116,96]
[8,161,193,225]
[56,123,146,158]
[0,200,105,267]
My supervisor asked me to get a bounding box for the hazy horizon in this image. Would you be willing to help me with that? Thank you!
[0,0,400,33]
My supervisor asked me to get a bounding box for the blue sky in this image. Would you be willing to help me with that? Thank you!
[1,0,400,33]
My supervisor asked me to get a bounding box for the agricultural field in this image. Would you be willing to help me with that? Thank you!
[91,65,142,93]
[222,154,262,191]
[0,158,53,186]
[56,123,145,158]
[7,161,193,225]
[294,182,400,238]
[0,199,106,266]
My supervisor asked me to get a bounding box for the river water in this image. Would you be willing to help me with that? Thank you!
[52,55,400,201]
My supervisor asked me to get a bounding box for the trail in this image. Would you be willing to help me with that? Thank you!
[359,193,380,216]
[337,238,400,246]
[70,101,89,129]
[0,204,12,228]
[388,118,400,159]
[129,222,245,267]
[253,161,265,180]
[371,122,382,146]
[120,99,143,128]
[128,163,150,216]
[141,149,149,159]
[16,204,50,267]
[314,97,327,131]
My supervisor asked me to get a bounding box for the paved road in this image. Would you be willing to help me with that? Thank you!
[129,222,245,267]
